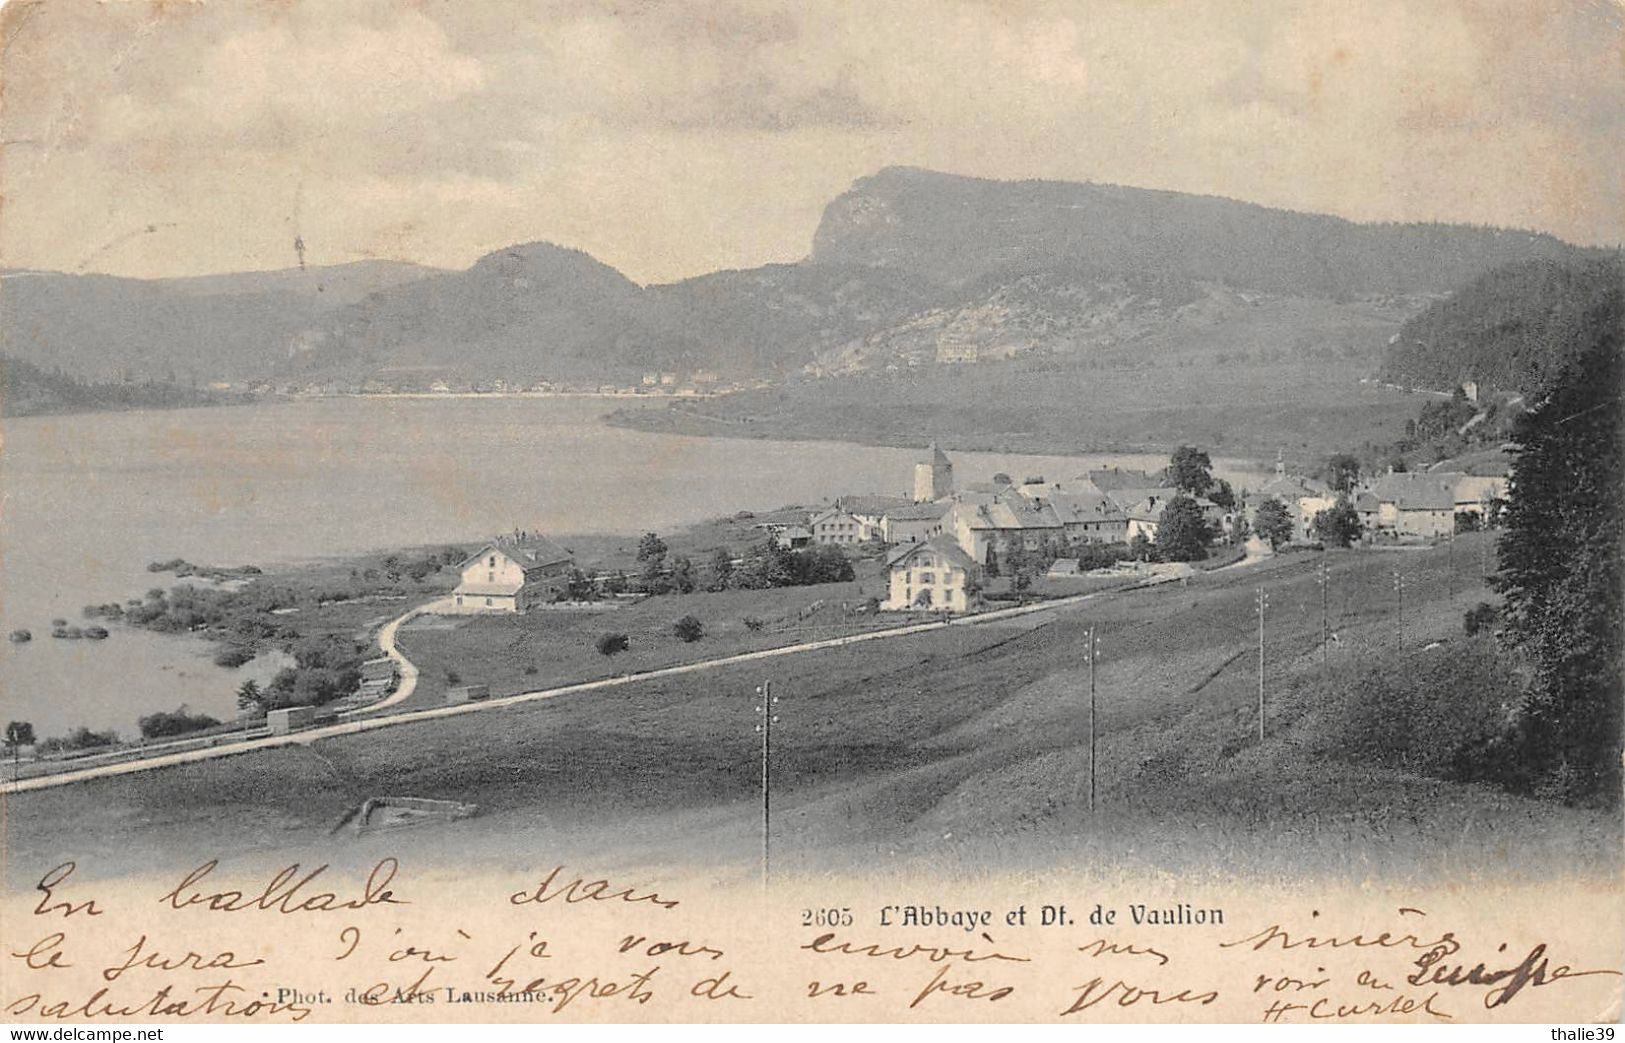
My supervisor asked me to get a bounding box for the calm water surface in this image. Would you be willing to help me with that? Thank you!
[1,396,1265,737]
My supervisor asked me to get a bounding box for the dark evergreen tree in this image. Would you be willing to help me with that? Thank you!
[1253,497,1295,550]
[1494,289,1623,803]
[1155,495,1211,562]
[1166,445,1215,497]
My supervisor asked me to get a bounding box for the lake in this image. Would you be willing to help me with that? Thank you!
[0,396,1268,737]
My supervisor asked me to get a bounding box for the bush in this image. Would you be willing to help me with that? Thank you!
[138,706,221,740]
[41,726,119,753]
[596,632,630,656]
[674,615,704,642]
[213,645,256,668]
[1463,601,1499,636]
[742,616,766,632]
[444,669,461,685]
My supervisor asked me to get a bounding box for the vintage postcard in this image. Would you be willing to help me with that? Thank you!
[0,0,1620,1029]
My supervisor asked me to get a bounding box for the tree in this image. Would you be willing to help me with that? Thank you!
[564,568,596,601]
[1253,497,1294,550]
[1323,453,1361,493]
[1155,495,1211,562]
[707,547,734,591]
[1311,497,1363,548]
[1494,293,1622,802]
[236,679,265,714]
[1208,478,1236,511]
[1167,445,1215,497]
[636,532,668,563]
[596,632,630,656]
[4,720,34,767]
[673,615,704,642]
[670,556,696,594]
[1129,531,1156,562]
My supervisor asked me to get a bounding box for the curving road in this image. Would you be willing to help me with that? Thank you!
[341,596,452,716]
[1,586,1133,795]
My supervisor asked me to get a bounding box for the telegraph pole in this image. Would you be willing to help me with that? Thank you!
[1447,526,1456,604]
[1085,625,1099,814]
[754,680,778,891]
[1393,570,1406,648]
[1256,587,1269,741]
[1317,557,1330,674]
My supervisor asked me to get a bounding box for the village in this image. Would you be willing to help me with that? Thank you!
[0,429,1512,782]
[444,441,1510,621]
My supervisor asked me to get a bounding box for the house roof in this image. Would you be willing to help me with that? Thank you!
[808,508,855,526]
[1106,487,1180,514]
[1255,474,1332,501]
[1366,473,1457,511]
[887,535,977,570]
[459,536,573,571]
[952,496,1062,531]
[837,494,912,517]
[885,502,952,522]
[1046,491,1127,524]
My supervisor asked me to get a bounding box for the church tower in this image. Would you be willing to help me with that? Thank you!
[914,443,954,502]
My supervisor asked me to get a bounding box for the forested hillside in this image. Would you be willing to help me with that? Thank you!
[0,355,245,417]
[1382,254,1623,394]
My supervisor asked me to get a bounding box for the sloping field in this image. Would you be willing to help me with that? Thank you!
[6,534,1614,886]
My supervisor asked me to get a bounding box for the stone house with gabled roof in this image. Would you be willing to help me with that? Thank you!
[1363,473,1458,538]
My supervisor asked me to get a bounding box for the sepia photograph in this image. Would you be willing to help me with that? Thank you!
[0,0,1620,1028]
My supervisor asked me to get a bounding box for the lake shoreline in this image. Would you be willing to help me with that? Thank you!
[600,401,1281,470]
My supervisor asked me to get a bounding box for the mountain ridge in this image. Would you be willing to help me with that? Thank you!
[1,168,1599,389]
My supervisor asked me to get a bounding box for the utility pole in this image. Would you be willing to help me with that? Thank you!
[1447,526,1456,604]
[1393,570,1406,649]
[754,680,778,891]
[1317,557,1330,674]
[1256,587,1269,741]
[1085,625,1099,814]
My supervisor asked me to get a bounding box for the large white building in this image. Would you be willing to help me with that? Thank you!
[883,536,978,612]
[450,535,574,613]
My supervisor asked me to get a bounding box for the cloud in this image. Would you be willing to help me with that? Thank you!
[1,0,1619,283]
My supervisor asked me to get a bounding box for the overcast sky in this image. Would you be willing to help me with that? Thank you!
[2,0,1620,283]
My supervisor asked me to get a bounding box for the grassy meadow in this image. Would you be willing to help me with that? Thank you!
[9,531,1612,886]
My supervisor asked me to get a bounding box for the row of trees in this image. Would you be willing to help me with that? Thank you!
[571,535,857,599]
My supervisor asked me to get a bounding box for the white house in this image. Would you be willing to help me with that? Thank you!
[808,508,868,545]
[450,535,574,613]
[883,536,979,612]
